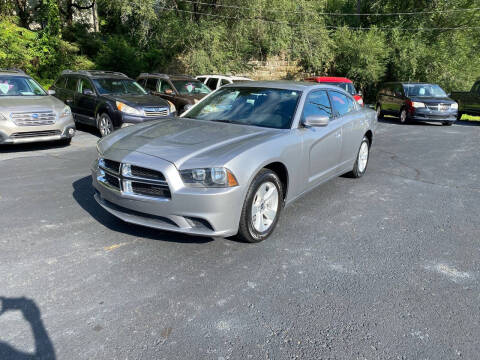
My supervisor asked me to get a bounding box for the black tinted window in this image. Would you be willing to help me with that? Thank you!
[303,90,332,119]
[65,76,78,91]
[206,77,218,90]
[145,78,158,92]
[197,77,206,82]
[220,79,230,86]
[329,91,354,116]
[137,78,146,87]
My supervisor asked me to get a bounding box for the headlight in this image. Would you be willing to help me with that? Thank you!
[412,102,425,108]
[167,100,176,114]
[116,101,144,116]
[451,103,458,110]
[180,167,238,188]
[60,106,72,118]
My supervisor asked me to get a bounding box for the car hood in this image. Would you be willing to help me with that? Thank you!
[0,95,65,114]
[105,94,169,108]
[409,96,456,104]
[104,118,278,168]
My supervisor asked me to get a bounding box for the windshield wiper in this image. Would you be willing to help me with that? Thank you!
[210,119,235,124]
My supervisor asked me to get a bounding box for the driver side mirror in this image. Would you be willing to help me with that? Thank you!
[83,88,95,96]
[47,89,56,95]
[303,115,329,127]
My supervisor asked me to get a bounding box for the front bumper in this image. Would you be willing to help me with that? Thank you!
[91,151,244,237]
[0,116,76,144]
[409,108,457,123]
[119,113,176,126]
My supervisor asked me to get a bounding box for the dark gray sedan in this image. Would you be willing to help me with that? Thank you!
[92,81,377,242]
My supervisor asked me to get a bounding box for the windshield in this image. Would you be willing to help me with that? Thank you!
[403,84,447,98]
[92,78,147,95]
[323,82,356,95]
[171,80,211,95]
[185,87,301,129]
[0,76,47,96]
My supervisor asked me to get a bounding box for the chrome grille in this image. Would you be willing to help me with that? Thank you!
[144,107,169,118]
[11,130,61,138]
[426,104,450,112]
[11,111,56,126]
[97,159,170,199]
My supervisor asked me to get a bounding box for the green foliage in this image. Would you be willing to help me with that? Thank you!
[2,0,480,101]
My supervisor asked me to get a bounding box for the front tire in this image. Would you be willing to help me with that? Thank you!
[349,136,370,178]
[399,108,408,124]
[236,169,283,243]
[98,113,114,137]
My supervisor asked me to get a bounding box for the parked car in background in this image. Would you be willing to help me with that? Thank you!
[137,74,211,115]
[0,68,75,145]
[92,81,376,243]
[376,82,458,126]
[450,79,480,120]
[51,70,173,137]
[196,75,252,91]
[305,76,364,106]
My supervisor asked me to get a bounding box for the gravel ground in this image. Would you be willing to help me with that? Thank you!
[0,119,479,359]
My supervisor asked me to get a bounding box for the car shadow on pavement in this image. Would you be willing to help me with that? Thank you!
[378,117,442,126]
[75,123,101,137]
[455,120,480,126]
[0,297,56,360]
[72,176,213,244]
[0,141,70,154]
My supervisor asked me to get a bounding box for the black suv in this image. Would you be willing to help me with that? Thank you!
[136,74,211,114]
[376,82,458,126]
[51,70,174,136]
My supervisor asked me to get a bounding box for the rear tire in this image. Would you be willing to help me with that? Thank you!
[348,136,370,178]
[376,104,383,119]
[236,169,283,243]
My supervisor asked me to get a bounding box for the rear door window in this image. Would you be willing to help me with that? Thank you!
[329,91,354,117]
[145,78,158,92]
[206,77,218,90]
[66,76,78,91]
[197,77,206,83]
[220,79,230,87]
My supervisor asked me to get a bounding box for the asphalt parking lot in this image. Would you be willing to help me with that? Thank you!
[1,119,479,359]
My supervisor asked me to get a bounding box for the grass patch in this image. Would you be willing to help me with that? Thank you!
[461,114,480,121]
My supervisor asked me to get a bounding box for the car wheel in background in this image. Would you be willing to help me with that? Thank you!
[442,121,454,126]
[376,104,383,119]
[349,136,370,178]
[399,108,408,124]
[237,169,284,243]
[98,113,114,137]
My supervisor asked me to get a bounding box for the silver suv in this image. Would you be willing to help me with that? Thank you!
[0,69,75,145]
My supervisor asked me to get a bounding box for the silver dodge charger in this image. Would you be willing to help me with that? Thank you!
[92,81,377,242]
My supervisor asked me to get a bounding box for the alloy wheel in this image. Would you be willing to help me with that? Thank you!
[251,181,279,233]
[99,115,113,137]
[357,141,369,173]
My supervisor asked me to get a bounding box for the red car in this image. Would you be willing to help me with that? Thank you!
[305,76,364,106]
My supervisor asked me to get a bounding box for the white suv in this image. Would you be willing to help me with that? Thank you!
[196,75,252,91]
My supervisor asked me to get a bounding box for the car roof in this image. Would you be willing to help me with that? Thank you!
[197,74,252,80]
[138,73,197,81]
[0,68,28,76]
[384,82,437,85]
[305,76,353,83]
[222,80,347,92]
[61,70,130,79]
